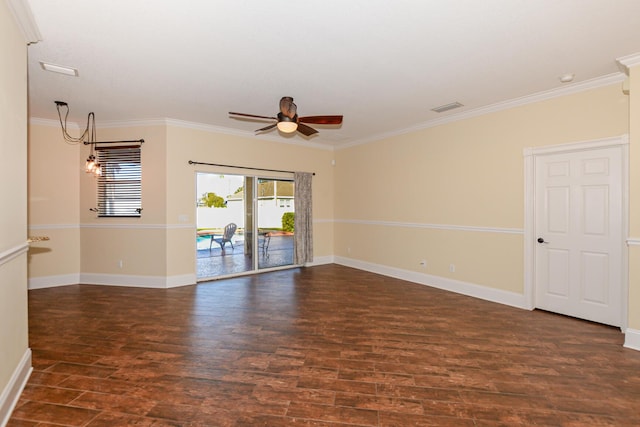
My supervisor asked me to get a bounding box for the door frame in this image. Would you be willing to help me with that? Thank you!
[523,135,629,330]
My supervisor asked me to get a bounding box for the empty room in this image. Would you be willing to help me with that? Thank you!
[2,1,640,425]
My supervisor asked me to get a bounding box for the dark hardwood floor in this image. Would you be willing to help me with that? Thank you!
[9,264,640,426]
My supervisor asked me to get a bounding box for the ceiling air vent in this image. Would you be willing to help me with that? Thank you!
[431,102,463,113]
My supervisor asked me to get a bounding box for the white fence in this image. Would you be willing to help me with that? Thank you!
[197,200,293,230]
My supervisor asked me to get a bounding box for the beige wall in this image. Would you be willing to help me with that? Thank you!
[79,125,168,280]
[27,125,80,283]
[0,1,30,420]
[27,122,335,286]
[335,84,628,295]
[165,125,335,278]
[23,52,637,339]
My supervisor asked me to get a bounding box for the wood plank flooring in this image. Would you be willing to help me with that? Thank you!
[9,264,640,426]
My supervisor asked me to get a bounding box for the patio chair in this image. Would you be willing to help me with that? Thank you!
[212,222,237,252]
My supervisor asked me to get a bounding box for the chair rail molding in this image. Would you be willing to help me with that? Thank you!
[335,219,523,235]
[0,243,28,268]
[627,238,640,246]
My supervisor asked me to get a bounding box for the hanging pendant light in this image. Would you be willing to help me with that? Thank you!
[85,154,96,173]
[54,101,143,178]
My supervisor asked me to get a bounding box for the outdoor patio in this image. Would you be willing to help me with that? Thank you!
[197,234,294,279]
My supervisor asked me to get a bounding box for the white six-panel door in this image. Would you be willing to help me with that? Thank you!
[535,146,622,327]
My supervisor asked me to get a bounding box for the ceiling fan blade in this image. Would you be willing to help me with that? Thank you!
[298,115,343,125]
[297,123,318,136]
[255,123,277,133]
[229,112,277,120]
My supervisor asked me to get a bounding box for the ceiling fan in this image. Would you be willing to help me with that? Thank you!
[229,97,343,136]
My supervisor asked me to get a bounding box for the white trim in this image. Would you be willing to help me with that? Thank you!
[29,223,194,230]
[523,152,535,310]
[313,218,334,224]
[339,73,627,149]
[6,0,42,43]
[627,238,640,246]
[335,256,527,309]
[307,255,334,267]
[523,135,630,329]
[28,223,78,230]
[28,116,334,151]
[624,328,640,352]
[29,273,196,289]
[80,273,195,289]
[166,274,197,288]
[80,223,191,230]
[0,243,28,267]
[132,118,333,151]
[29,117,70,128]
[99,118,169,129]
[28,273,81,290]
[523,135,629,156]
[29,72,626,151]
[335,219,523,235]
[0,349,32,427]
[617,53,640,72]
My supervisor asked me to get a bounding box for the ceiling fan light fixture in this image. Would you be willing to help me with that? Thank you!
[276,113,298,133]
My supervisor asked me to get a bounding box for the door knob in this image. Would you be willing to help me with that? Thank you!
[537,237,548,244]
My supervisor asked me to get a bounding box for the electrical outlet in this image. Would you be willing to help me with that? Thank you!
[419,260,427,268]
[118,260,123,269]
[449,264,455,273]
[347,247,351,254]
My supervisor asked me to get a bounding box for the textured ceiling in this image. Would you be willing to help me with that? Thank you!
[24,0,640,147]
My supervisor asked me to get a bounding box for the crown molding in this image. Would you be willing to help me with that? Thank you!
[29,116,335,151]
[617,53,640,72]
[29,118,65,128]
[30,71,625,151]
[163,118,334,151]
[338,72,627,149]
[97,118,168,129]
[6,0,42,44]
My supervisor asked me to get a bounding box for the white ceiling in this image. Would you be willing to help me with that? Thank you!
[24,0,640,147]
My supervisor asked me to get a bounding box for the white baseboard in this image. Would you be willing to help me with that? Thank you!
[0,349,32,427]
[81,273,196,289]
[334,256,528,309]
[28,273,80,290]
[29,273,197,289]
[307,255,334,267]
[624,328,640,351]
[166,274,197,288]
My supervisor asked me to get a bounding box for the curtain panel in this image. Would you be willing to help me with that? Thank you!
[294,172,313,264]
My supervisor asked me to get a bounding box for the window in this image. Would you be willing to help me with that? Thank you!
[278,198,291,208]
[96,145,141,217]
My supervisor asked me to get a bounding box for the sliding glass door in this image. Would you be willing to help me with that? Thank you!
[196,172,295,280]
[256,178,295,270]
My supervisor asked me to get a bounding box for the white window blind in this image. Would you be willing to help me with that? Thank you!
[96,146,142,217]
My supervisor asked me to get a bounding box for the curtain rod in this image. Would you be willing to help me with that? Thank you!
[188,160,315,176]
[84,139,145,145]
